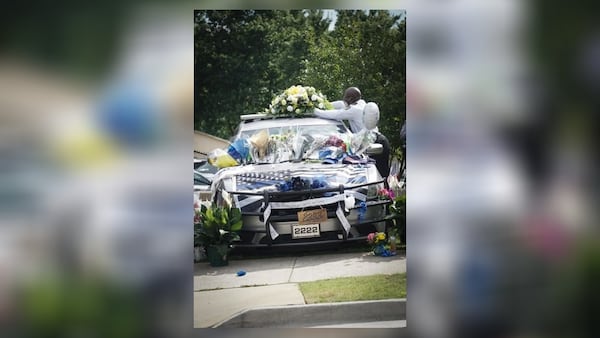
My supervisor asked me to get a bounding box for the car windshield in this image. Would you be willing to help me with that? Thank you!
[239,121,347,139]
[234,118,351,164]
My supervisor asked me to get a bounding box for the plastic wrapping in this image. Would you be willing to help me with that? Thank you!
[387,157,404,195]
[291,132,307,161]
[227,138,251,164]
[350,129,377,155]
[389,156,401,177]
[207,148,238,168]
[212,123,378,167]
[248,129,270,162]
[304,136,329,160]
[318,146,346,161]
[269,133,294,163]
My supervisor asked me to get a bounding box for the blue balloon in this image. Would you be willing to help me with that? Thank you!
[232,139,250,160]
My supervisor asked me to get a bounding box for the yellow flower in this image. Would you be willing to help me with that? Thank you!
[377,233,386,242]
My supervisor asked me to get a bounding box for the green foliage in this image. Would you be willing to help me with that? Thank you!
[194,203,243,247]
[195,10,328,138]
[386,193,406,243]
[302,10,406,153]
[194,10,405,151]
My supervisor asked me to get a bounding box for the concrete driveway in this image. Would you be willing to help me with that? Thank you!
[193,250,406,327]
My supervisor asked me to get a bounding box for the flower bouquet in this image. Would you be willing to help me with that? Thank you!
[269,132,297,162]
[265,85,334,116]
[377,188,395,200]
[367,231,395,257]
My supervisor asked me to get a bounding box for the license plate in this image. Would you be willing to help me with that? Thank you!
[291,224,320,239]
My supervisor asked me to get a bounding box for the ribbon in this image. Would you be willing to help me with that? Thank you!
[263,204,279,240]
[358,201,367,221]
[263,194,352,235]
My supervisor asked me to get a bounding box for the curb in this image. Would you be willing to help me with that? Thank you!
[213,298,406,328]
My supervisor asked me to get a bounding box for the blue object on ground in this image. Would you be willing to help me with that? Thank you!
[236,270,246,277]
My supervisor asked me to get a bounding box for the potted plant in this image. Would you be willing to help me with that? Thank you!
[194,202,243,267]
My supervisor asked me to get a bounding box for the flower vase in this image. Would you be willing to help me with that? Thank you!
[389,236,397,253]
[206,245,229,267]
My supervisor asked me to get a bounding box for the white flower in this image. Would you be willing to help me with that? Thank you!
[311,94,318,101]
[291,96,298,104]
[295,108,300,113]
[271,108,276,113]
[222,190,232,208]
[318,103,324,109]
[287,105,293,112]
[281,99,286,105]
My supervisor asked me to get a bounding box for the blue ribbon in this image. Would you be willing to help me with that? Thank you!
[358,201,367,221]
[276,180,294,192]
[310,178,327,189]
[277,177,328,191]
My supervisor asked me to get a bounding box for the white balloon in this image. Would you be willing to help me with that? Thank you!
[363,102,380,130]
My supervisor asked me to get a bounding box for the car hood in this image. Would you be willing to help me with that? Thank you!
[211,162,381,201]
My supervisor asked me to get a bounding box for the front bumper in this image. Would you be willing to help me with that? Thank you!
[228,180,391,247]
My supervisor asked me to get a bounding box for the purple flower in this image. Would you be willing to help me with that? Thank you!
[378,188,395,200]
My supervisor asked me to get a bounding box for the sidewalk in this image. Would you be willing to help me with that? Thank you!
[193,251,406,327]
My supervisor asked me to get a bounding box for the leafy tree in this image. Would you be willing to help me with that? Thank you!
[302,10,406,153]
[195,10,274,138]
[194,10,330,138]
[194,10,406,153]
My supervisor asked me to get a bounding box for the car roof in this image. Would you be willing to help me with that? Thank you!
[239,116,345,132]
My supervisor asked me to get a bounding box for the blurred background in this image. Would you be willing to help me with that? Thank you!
[1,0,599,338]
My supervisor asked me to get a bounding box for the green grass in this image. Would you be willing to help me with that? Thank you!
[299,273,406,304]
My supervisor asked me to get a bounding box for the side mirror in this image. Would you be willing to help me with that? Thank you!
[366,143,383,156]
